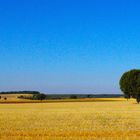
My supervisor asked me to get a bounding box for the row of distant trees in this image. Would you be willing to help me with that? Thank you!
[0,91,40,94]
[18,94,78,101]
[120,69,140,103]
[18,93,47,101]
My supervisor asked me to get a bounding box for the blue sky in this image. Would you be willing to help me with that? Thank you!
[0,0,140,94]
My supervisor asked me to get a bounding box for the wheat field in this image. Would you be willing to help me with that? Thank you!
[0,98,140,140]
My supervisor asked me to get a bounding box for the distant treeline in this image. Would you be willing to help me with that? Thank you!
[0,91,40,94]
[44,94,123,100]
[18,93,123,101]
[0,91,123,101]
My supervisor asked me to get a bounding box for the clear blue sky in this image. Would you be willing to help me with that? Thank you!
[0,0,140,94]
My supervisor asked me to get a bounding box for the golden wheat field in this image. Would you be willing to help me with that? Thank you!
[0,98,140,140]
[0,94,33,101]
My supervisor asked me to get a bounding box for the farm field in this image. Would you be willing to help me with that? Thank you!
[0,98,140,140]
[0,94,32,101]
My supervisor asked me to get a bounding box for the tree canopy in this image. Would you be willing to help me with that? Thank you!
[0,91,40,94]
[120,69,140,103]
[32,94,46,100]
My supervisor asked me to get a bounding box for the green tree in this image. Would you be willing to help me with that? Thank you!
[70,95,77,99]
[32,93,46,101]
[120,69,140,103]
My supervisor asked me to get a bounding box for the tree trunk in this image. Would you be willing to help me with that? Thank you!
[136,98,140,104]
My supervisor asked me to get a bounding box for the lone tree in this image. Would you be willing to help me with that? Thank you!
[120,69,140,103]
